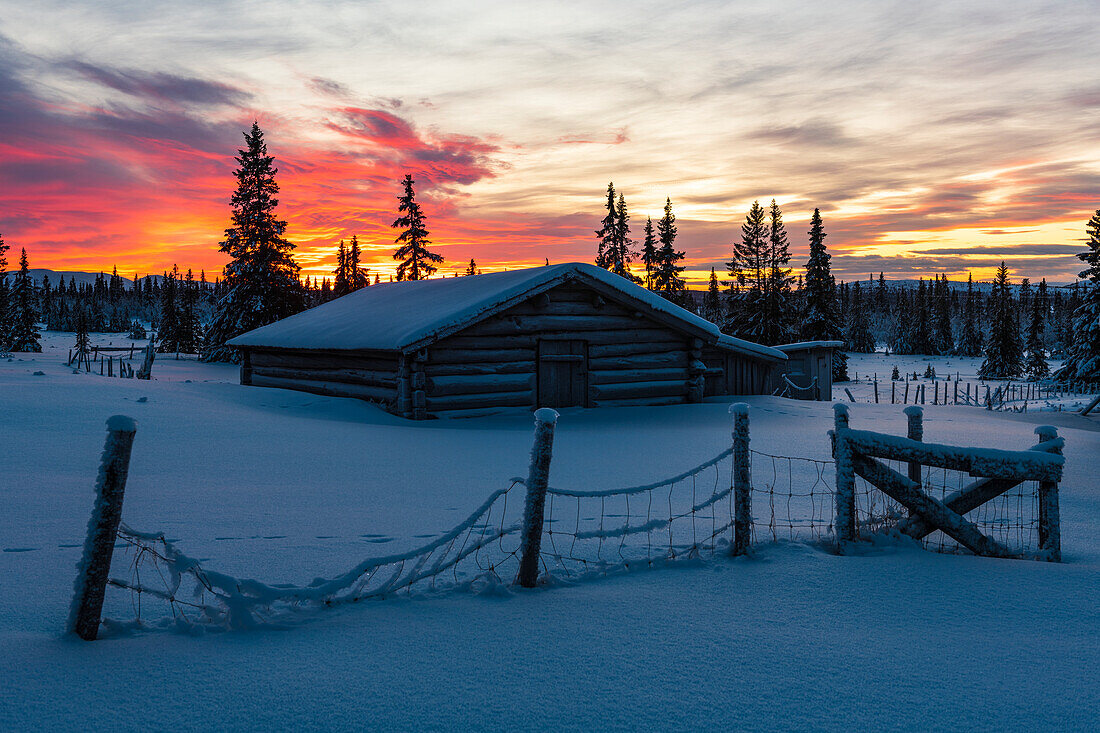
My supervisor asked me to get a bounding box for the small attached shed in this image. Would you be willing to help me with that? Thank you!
[228,263,790,419]
[770,341,844,400]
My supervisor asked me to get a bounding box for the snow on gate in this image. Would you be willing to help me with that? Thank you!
[68,404,1065,638]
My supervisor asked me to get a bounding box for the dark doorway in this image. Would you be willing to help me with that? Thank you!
[537,339,588,408]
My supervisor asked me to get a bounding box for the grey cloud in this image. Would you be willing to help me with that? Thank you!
[67,60,249,106]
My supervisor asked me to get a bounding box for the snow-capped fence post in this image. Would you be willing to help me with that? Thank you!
[730,403,752,556]
[69,416,137,641]
[517,408,559,588]
[136,335,155,380]
[832,403,856,547]
[1035,425,1062,562]
[905,406,923,488]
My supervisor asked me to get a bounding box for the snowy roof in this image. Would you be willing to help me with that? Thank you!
[774,341,845,352]
[715,334,787,362]
[228,262,784,360]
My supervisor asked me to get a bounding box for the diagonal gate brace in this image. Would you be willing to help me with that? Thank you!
[851,454,1013,558]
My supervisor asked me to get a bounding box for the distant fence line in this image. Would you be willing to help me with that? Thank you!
[844,372,1098,411]
[68,402,1066,640]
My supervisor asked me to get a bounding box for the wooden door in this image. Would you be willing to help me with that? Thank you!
[538,340,588,408]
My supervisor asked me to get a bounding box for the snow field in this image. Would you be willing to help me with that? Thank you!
[1,333,1098,729]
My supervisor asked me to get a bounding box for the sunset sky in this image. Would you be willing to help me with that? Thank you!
[1,0,1097,285]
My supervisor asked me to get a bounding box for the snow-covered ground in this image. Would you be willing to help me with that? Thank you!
[2,333,1098,729]
[842,352,1097,413]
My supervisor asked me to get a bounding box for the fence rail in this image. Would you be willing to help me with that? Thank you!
[69,402,1068,639]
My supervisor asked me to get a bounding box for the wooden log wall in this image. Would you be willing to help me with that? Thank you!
[424,284,697,414]
[701,346,772,397]
[247,349,401,407]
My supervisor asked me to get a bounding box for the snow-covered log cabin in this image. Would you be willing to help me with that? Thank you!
[228,262,821,419]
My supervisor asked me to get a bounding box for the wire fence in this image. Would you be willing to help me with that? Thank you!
[73,406,1058,638]
[538,449,736,575]
[104,482,527,632]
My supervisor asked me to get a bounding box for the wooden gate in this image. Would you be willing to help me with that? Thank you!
[830,404,1065,561]
[537,339,588,408]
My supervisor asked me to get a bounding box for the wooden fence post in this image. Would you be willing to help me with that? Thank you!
[905,406,923,489]
[136,336,156,380]
[517,408,559,588]
[731,403,751,556]
[1035,425,1062,562]
[832,403,856,547]
[69,416,137,641]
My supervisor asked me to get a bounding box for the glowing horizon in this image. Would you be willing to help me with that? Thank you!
[1,1,1097,286]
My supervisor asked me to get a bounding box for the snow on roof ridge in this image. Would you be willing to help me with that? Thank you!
[715,333,787,361]
[229,262,775,360]
[774,340,845,351]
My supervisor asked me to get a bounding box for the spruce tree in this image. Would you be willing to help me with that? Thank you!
[1024,286,1050,380]
[641,217,658,289]
[0,233,9,347]
[800,208,841,342]
[932,275,954,354]
[800,208,849,377]
[348,235,368,289]
[908,279,934,354]
[205,122,304,362]
[179,268,198,353]
[702,267,722,324]
[8,249,41,352]
[759,200,795,345]
[157,269,180,353]
[652,198,685,301]
[465,258,479,276]
[74,307,91,359]
[846,281,876,353]
[609,194,638,281]
[958,272,982,356]
[725,201,769,338]
[392,174,442,281]
[595,182,616,270]
[979,262,1025,379]
[1054,208,1100,381]
[334,240,348,295]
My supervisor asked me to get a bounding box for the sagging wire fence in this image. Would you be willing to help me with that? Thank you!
[68,403,1065,640]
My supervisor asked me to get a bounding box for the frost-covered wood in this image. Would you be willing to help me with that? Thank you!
[423,360,533,377]
[905,406,923,487]
[136,340,155,380]
[426,373,534,397]
[251,375,395,403]
[898,476,1022,540]
[731,403,751,556]
[425,389,534,411]
[589,395,687,408]
[851,453,1012,557]
[518,409,558,587]
[1036,425,1062,561]
[832,404,856,545]
[429,347,536,364]
[590,367,692,385]
[250,366,398,387]
[589,380,687,401]
[589,352,688,370]
[842,429,1063,481]
[69,416,137,641]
